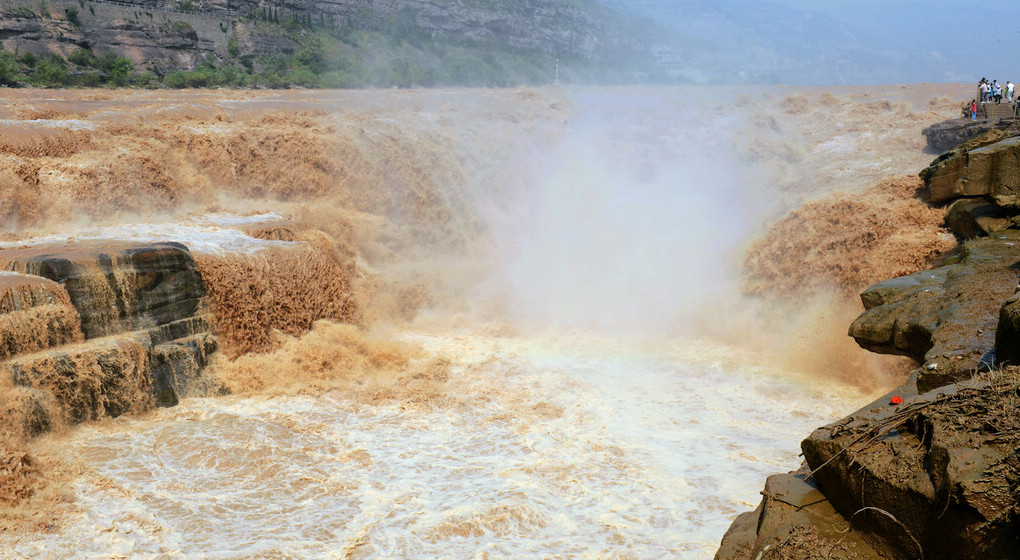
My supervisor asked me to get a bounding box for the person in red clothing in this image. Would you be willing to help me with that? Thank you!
[972,98,978,120]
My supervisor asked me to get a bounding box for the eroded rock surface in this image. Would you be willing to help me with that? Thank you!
[921,117,1020,155]
[0,242,217,435]
[801,376,1020,560]
[922,132,1020,206]
[849,232,1020,392]
[723,126,1020,560]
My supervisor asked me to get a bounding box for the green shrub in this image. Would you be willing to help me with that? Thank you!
[68,48,97,67]
[64,6,80,26]
[20,51,37,68]
[227,36,240,58]
[32,59,68,86]
[77,72,101,87]
[106,56,134,86]
[0,51,20,86]
[133,71,156,87]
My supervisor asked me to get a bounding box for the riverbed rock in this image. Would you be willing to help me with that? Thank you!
[6,336,154,425]
[714,467,882,560]
[849,232,1020,392]
[800,375,1020,560]
[0,242,218,432]
[5,242,209,340]
[921,133,1020,206]
[944,197,1016,239]
[0,272,83,360]
[921,117,1020,154]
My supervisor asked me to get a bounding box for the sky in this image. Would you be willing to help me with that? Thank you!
[610,0,1020,84]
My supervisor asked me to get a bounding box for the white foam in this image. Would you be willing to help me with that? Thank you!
[0,213,293,255]
[2,332,869,560]
[0,119,96,130]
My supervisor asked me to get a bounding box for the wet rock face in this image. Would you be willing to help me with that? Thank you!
[944,197,1017,239]
[921,118,1020,155]
[994,295,1020,366]
[922,133,1020,206]
[714,468,882,560]
[0,272,83,361]
[0,242,218,434]
[9,242,207,340]
[722,124,1020,560]
[849,233,1020,392]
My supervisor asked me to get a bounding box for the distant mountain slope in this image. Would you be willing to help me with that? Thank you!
[0,0,680,86]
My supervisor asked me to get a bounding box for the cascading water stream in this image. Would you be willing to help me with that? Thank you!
[0,85,969,557]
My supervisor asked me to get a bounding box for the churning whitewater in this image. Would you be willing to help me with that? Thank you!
[0,85,967,558]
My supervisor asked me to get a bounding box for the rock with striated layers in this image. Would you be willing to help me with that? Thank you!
[0,271,84,360]
[6,337,154,425]
[0,242,218,433]
[921,133,1020,206]
[849,232,1020,392]
[921,117,1020,154]
[5,242,209,340]
[149,333,218,407]
[714,467,882,560]
[944,197,1016,239]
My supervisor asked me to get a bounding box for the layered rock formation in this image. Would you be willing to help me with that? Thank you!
[921,117,1020,154]
[718,124,1020,559]
[0,242,217,435]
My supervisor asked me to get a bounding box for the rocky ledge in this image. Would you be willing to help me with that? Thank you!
[0,242,217,437]
[0,223,357,443]
[717,127,1020,559]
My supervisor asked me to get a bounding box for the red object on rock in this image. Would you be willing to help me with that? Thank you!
[890,395,903,405]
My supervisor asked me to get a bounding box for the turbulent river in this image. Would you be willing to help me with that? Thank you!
[0,84,968,558]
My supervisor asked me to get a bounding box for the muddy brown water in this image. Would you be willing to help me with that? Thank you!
[0,84,969,557]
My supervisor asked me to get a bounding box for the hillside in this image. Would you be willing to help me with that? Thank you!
[0,0,677,87]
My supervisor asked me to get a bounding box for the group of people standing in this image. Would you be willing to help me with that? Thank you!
[979,77,1014,104]
[972,77,1018,120]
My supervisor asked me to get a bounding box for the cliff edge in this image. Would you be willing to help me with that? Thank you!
[717,126,1020,559]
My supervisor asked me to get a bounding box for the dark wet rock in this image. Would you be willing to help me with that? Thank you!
[0,272,83,361]
[0,242,218,432]
[7,242,207,340]
[945,197,1016,239]
[921,117,1020,154]
[149,333,217,407]
[994,294,1020,367]
[7,337,154,425]
[800,376,1020,560]
[850,233,1020,391]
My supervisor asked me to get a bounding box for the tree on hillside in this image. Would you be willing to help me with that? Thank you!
[0,51,20,85]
